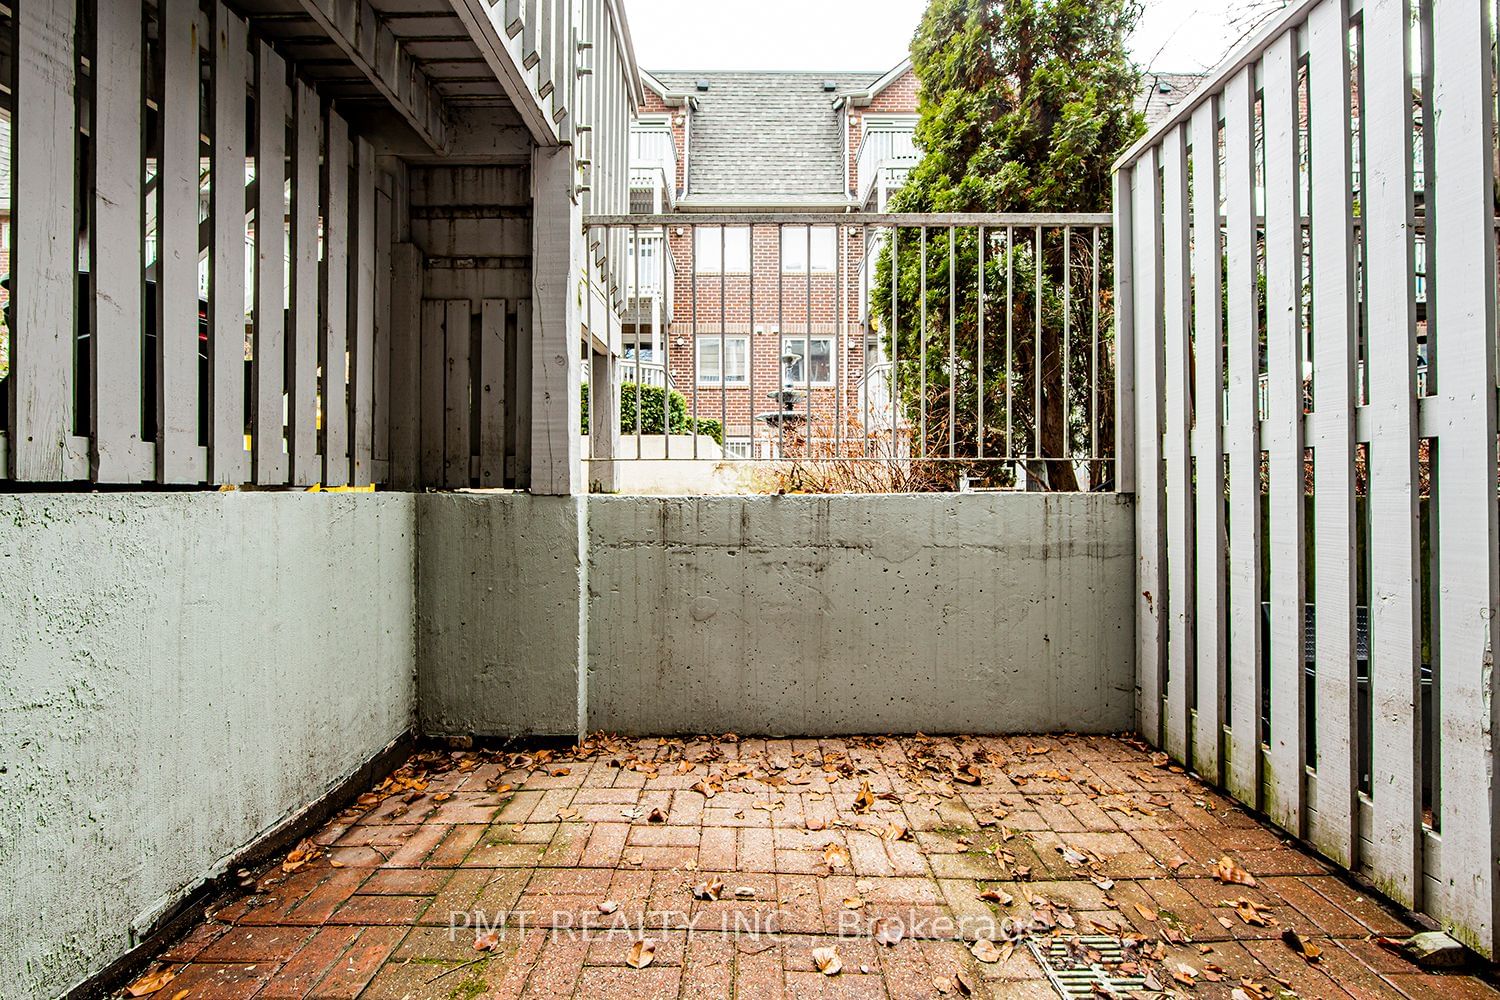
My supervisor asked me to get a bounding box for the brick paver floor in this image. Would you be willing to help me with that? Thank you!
[122,735,1500,999]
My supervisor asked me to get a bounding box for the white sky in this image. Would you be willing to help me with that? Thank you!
[621,0,1288,76]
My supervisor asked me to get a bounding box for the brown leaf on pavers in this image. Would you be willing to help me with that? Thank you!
[806,817,826,831]
[627,938,656,969]
[692,877,726,901]
[167,990,188,1000]
[1150,752,1171,768]
[1134,902,1159,922]
[873,917,904,947]
[952,764,983,786]
[1092,877,1115,891]
[433,792,452,803]
[474,929,502,952]
[1230,898,1274,926]
[282,838,322,873]
[557,807,581,820]
[970,938,1004,963]
[550,767,570,777]
[1213,855,1257,887]
[853,781,876,813]
[1281,928,1322,962]
[646,807,666,824]
[1172,965,1198,987]
[979,887,1014,905]
[1167,855,1191,872]
[599,899,620,914]
[812,945,842,975]
[1059,845,1089,866]
[691,780,718,799]
[842,896,866,909]
[880,823,912,843]
[125,967,177,997]
[823,843,851,870]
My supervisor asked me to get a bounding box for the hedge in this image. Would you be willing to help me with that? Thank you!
[581,381,724,447]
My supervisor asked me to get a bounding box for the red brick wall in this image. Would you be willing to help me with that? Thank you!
[848,68,920,197]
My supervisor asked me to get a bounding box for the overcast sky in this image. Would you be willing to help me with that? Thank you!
[621,0,1286,75]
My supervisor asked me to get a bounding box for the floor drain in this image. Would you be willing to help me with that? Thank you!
[1026,935,1152,998]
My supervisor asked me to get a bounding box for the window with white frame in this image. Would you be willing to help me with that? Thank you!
[696,334,750,386]
[781,335,835,387]
[723,437,753,459]
[693,226,751,274]
[780,226,837,273]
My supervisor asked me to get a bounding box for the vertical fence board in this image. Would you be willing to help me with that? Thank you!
[210,4,249,484]
[1160,125,1195,765]
[1431,0,1500,951]
[289,81,322,486]
[388,243,423,488]
[159,0,204,483]
[479,299,508,487]
[1190,98,1226,781]
[1113,170,1136,494]
[1363,0,1424,907]
[443,299,471,488]
[1132,146,1166,746]
[1307,0,1360,868]
[1262,33,1308,835]
[352,139,376,486]
[252,42,288,485]
[322,112,350,487]
[92,0,149,483]
[373,175,393,481]
[1223,66,1264,807]
[514,299,533,487]
[419,299,446,486]
[10,0,77,480]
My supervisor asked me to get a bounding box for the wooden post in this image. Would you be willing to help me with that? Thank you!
[589,347,618,492]
[529,144,583,495]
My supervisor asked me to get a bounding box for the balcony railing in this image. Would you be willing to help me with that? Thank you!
[856,126,919,208]
[629,127,677,209]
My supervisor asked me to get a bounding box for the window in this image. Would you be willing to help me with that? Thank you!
[697,335,750,386]
[781,226,837,273]
[693,226,751,273]
[723,438,753,459]
[782,336,835,387]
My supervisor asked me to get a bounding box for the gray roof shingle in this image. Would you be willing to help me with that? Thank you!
[654,71,881,204]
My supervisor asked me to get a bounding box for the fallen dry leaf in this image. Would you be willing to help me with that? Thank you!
[873,917,904,947]
[1134,902,1159,922]
[1213,855,1258,887]
[853,781,876,813]
[1281,928,1322,962]
[627,939,656,969]
[823,842,851,870]
[880,823,912,843]
[842,896,865,909]
[126,968,177,997]
[556,807,580,820]
[978,887,1014,905]
[646,807,667,824]
[692,877,726,901]
[598,899,620,914]
[812,945,842,975]
[474,929,502,952]
[970,938,1003,963]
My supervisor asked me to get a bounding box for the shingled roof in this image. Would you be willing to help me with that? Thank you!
[653,71,881,206]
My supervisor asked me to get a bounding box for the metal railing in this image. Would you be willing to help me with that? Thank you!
[581,212,1118,490]
[856,127,920,207]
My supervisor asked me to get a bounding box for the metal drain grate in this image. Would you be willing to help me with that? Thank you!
[1026,935,1151,998]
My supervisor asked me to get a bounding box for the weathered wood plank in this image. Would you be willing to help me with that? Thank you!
[1131,145,1166,747]
[1430,0,1500,952]
[1160,124,1195,766]
[289,80,322,486]
[387,243,423,488]
[160,0,205,483]
[1262,32,1307,836]
[1190,97,1226,782]
[443,299,471,488]
[479,299,508,487]
[322,111,350,487]
[1362,0,1423,907]
[210,3,250,484]
[352,138,376,486]
[373,173,393,478]
[1306,0,1359,869]
[1112,170,1136,494]
[1223,66,1264,808]
[529,145,582,494]
[513,299,533,486]
[419,299,446,486]
[92,0,149,483]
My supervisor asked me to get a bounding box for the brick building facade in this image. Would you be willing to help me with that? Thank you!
[625,61,919,458]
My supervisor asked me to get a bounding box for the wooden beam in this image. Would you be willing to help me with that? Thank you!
[293,0,449,152]
[448,0,562,145]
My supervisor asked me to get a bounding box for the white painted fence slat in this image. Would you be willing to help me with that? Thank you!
[1190,98,1226,781]
[444,299,472,488]
[480,299,509,487]
[1431,0,1500,949]
[420,299,446,486]
[91,0,149,483]
[1262,32,1307,836]
[159,0,205,483]
[290,81,323,486]
[1306,0,1359,868]
[1113,170,1136,495]
[1223,66,1264,808]
[210,4,250,485]
[322,112,351,487]
[1362,0,1423,907]
[10,0,78,480]
[252,42,288,485]
[388,244,423,489]
[373,175,393,479]
[352,139,377,486]
[1160,124,1194,766]
[1131,147,1166,747]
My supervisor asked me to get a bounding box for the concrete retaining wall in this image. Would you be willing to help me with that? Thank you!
[418,492,1134,738]
[0,493,417,1000]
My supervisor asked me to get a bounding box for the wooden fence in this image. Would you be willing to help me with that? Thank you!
[1115,0,1500,954]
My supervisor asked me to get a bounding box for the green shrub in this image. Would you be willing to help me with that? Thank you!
[581,381,723,446]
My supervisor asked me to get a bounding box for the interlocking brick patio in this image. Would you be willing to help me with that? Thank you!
[125,735,1500,999]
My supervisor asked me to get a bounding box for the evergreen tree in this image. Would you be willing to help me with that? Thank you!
[873,0,1144,490]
